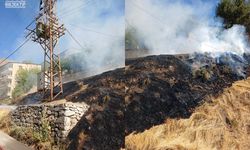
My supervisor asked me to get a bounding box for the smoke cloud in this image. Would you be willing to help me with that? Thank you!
[126,0,250,55]
[14,0,125,74]
[58,0,125,71]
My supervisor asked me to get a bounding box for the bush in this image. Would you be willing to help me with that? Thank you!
[222,65,232,74]
[125,26,148,50]
[216,0,250,34]
[61,53,87,73]
[10,116,54,149]
[192,68,213,81]
[12,68,40,98]
[8,110,67,149]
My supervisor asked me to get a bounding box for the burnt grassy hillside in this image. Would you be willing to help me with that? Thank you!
[126,77,250,150]
[17,54,250,150]
[125,54,248,135]
[64,54,248,150]
[64,68,125,150]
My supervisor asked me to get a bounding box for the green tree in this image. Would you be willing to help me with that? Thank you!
[216,0,250,34]
[61,58,71,73]
[125,26,149,50]
[61,52,87,73]
[125,26,140,49]
[12,68,40,98]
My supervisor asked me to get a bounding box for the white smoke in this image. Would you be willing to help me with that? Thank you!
[126,0,250,55]
[57,0,125,71]
[13,0,125,73]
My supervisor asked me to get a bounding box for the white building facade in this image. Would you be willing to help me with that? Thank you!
[0,62,41,99]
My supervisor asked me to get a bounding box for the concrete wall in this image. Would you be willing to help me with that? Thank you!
[11,102,89,142]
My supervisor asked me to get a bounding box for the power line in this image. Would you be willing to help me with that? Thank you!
[0,4,40,67]
[57,0,91,15]
[27,0,92,29]
[128,0,165,26]
[5,1,91,67]
[67,23,121,39]
[58,0,94,18]
[1,0,108,68]
[66,29,88,51]
[0,1,93,67]
[0,38,30,66]
[58,47,87,58]
[26,19,36,28]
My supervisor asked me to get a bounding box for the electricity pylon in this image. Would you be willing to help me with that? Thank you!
[26,0,65,101]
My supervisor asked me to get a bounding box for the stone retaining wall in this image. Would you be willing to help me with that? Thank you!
[11,102,89,142]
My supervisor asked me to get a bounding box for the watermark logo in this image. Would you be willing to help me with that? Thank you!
[5,0,26,8]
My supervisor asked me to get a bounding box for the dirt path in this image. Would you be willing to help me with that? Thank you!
[0,131,31,150]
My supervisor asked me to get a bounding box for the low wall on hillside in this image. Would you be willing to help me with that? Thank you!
[11,102,89,142]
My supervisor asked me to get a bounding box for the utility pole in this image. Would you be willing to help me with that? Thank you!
[26,0,65,101]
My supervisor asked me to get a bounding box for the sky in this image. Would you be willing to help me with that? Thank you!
[0,0,125,65]
[0,0,225,64]
[0,0,39,60]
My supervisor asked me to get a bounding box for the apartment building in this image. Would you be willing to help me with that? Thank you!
[0,62,41,99]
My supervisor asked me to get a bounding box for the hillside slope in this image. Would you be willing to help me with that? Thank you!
[125,55,245,135]
[17,54,249,150]
[126,77,250,150]
[68,54,246,150]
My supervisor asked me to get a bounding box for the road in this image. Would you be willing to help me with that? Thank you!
[0,131,31,150]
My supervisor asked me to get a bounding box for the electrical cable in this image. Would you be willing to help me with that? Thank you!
[58,0,93,18]
[57,0,91,15]
[0,38,31,66]
[67,23,121,39]
[66,29,87,51]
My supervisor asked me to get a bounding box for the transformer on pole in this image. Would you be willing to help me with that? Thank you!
[26,0,65,101]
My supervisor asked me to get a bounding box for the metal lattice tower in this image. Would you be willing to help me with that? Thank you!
[26,0,65,101]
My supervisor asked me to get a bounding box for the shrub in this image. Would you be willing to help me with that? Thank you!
[216,0,250,34]
[192,68,213,81]
[12,68,40,98]
[222,65,232,74]
[10,117,53,149]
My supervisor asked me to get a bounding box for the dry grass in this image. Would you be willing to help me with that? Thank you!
[126,78,250,150]
[75,132,88,150]
[0,109,11,133]
[0,109,59,150]
[0,109,10,120]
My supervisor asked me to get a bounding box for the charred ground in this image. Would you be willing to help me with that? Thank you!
[17,53,250,150]
[125,54,249,135]
[65,68,125,150]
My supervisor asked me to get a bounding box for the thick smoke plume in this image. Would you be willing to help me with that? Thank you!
[58,0,125,73]
[14,0,124,76]
[126,0,250,55]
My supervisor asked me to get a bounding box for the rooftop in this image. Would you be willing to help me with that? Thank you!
[0,60,41,70]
